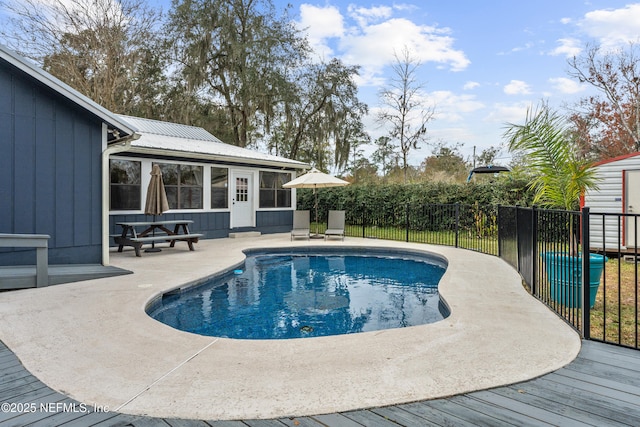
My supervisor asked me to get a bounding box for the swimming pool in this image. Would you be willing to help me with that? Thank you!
[147,248,448,339]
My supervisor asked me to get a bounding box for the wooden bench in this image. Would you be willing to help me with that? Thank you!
[113,233,203,257]
[114,220,203,257]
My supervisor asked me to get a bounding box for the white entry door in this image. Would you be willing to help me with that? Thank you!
[626,169,640,248]
[232,172,254,228]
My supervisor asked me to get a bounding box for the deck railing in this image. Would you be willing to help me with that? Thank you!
[336,203,639,350]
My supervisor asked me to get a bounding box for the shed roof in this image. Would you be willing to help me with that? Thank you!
[593,151,640,167]
[0,44,138,141]
[118,115,308,170]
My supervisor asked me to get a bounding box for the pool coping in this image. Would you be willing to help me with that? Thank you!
[0,235,581,420]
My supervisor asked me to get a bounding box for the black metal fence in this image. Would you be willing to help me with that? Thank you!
[341,203,499,255]
[337,203,640,350]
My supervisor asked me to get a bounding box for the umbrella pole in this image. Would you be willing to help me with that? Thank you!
[310,186,322,239]
[315,187,319,236]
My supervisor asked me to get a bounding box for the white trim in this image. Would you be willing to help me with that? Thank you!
[108,157,296,220]
[102,133,134,266]
[129,147,305,170]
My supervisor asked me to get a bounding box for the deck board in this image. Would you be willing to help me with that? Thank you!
[0,339,638,426]
[414,397,521,427]
[398,401,480,427]
[369,406,442,427]
[490,384,624,427]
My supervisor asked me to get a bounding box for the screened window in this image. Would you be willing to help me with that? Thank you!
[157,163,203,209]
[259,171,292,208]
[110,159,141,210]
[211,167,228,209]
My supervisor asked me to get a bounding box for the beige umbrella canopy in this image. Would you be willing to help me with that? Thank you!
[145,164,170,216]
[283,168,350,236]
[144,164,170,252]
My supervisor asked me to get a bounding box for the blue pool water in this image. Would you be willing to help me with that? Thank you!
[147,249,448,339]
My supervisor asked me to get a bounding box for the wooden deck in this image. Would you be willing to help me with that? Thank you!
[0,340,638,426]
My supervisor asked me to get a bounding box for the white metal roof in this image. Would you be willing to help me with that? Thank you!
[0,44,138,140]
[118,115,308,169]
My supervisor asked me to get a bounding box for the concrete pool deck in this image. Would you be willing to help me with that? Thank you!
[0,235,581,420]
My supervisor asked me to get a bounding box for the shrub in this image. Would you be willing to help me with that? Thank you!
[296,179,534,223]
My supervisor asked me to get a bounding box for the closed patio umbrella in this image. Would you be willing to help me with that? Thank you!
[283,168,349,237]
[144,164,170,251]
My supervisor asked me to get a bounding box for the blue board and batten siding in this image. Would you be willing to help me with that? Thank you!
[257,210,294,234]
[0,59,104,266]
[109,210,293,241]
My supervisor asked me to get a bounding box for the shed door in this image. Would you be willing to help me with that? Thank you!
[231,172,254,228]
[626,170,640,248]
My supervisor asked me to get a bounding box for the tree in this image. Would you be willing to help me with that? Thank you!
[167,0,307,148]
[348,158,379,184]
[567,42,640,158]
[377,46,435,182]
[372,136,398,177]
[267,58,368,170]
[421,142,469,183]
[475,145,502,167]
[504,102,600,211]
[0,0,166,115]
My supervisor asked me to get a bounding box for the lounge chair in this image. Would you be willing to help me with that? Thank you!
[324,210,345,241]
[291,210,310,240]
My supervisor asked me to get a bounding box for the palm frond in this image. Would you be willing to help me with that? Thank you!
[504,103,600,210]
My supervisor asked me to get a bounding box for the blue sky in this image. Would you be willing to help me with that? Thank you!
[5,0,640,166]
[267,0,640,166]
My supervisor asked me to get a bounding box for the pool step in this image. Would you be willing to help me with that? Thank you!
[228,231,262,239]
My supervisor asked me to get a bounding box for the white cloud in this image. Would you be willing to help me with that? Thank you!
[580,4,640,47]
[429,90,485,122]
[485,102,534,124]
[295,4,469,87]
[298,4,345,58]
[340,18,469,79]
[503,80,532,95]
[463,81,480,90]
[497,42,534,56]
[347,4,393,27]
[550,38,582,57]
[548,77,585,94]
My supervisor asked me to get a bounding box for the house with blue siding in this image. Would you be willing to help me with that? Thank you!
[0,44,307,275]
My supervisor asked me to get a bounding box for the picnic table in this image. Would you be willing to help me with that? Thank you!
[113,220,203,257]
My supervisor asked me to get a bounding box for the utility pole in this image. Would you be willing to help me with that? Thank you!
[473,145,476,168]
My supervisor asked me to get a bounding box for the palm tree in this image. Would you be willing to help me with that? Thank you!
[504,103,600,211]
[505,103,607,308]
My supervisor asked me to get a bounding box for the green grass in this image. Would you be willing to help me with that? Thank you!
[590,258,639,348]
[312,222,499,255]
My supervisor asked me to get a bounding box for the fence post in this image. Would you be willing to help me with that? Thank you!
[497,205,502,258]
[361,202,366,238]
[581,206,591,339]
[454,203,460,248]
[405,203,410,242]
[515,205,520,272]
[532,206,538,296]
